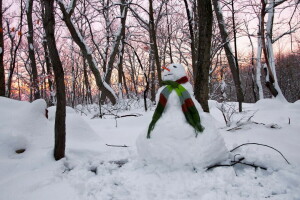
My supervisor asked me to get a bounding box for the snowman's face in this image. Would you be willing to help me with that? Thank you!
[162,63,187,81]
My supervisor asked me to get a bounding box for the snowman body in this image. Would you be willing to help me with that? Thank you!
[136,64,229,170]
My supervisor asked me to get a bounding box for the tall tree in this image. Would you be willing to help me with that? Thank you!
[260,0,287,101]
[0,0,4,96]
[26,0,40,100]
[193,0,213,113]
[41,0,66,160]
[149,0,162,85]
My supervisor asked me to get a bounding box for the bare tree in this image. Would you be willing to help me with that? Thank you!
[149,0,162,85]
[260,0,289,101]
[26,0,40,100]
[212,0,244,112]
[57,0,117,105]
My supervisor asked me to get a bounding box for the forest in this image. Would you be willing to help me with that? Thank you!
[0,0,299,107]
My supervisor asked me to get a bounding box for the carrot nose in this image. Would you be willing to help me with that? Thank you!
[162,66,170,72]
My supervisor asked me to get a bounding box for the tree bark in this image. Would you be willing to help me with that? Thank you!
[0,0,4,96]
[260,0,286,101]
[42,37,54,106]
[41,0,66,160]
[193,0,213,113]
[149,0,162,85]
[26,0,40,100]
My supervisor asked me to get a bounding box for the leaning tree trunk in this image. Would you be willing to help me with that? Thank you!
[193,0,213,113]
[212,0,244,112]
[26,0,40,100]
[0,0,5,96]
[57,0,117,105]
[41,0,66,160]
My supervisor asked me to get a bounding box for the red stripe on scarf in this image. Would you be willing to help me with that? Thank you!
[159,93,168,107]
[182,104,188,112]
[184,98,194,108]
[176,76,188,84]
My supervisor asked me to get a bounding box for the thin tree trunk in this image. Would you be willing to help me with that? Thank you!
[117,0,128,100]
[149,0,162,85]
[83,59,92,104]
[194,0,213,113]
[41,0,66,160]
[165,3,173,63]
[231,0,243,110]
[0,0,4,96]
[42,37,54,106]
[256,16,264,100]
[26,0,40,100]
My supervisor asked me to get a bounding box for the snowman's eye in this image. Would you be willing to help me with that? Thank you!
[173,65,177,68]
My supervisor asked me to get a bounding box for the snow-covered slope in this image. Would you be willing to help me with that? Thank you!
[0,97,300,200]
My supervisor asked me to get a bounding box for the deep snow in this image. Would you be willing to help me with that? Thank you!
[0,96,300,200]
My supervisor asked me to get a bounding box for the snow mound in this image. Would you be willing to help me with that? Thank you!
[0,97,49,157]
[47,106,101,148]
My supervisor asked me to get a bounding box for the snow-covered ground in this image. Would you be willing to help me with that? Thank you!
[0,96,300,200]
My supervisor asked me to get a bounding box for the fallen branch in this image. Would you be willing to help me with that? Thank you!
[230,143,290,164]
[106,144,129,148]
[207,157,245,170]
[207,157,267,171]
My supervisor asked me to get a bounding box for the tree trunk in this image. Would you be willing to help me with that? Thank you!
[0,0,4,96]
[193,0,213,113]
[83,59,92,104]
[212,0,244,111]
[42,37,54,106]
[41,0,66,160]
[149,0,162,85]
[256,16,264,100]
[260,0,286,101]
[26,0,40,100]
[117,0,128,100]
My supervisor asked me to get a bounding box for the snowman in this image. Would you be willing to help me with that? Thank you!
[136,63,229,170]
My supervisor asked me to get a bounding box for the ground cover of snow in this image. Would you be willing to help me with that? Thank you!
[0,96,300,200]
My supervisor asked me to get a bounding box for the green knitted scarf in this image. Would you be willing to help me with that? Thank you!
[147,78,204,139]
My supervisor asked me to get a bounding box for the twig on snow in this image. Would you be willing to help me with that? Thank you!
[230,143,290,164]
[106,144,129,148]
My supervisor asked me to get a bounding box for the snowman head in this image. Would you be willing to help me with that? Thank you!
[162,63,187,81]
